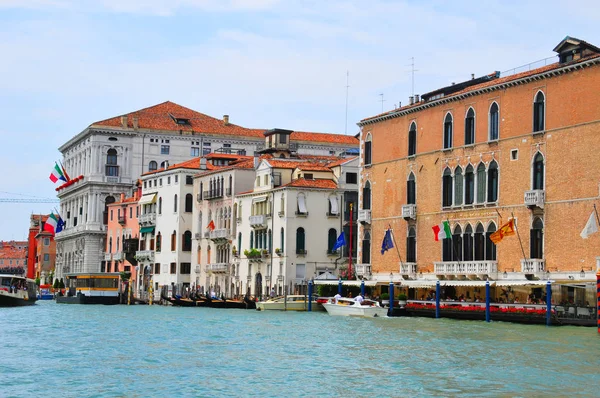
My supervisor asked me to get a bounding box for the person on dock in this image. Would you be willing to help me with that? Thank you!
[333,293,341,304]
[270,288,275,299]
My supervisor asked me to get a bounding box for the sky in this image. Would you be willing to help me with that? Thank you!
[0,0,599,240]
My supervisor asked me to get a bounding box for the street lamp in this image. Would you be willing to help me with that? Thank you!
[389,272,393,283]
[580,268,585,279]
[503,270,508,279]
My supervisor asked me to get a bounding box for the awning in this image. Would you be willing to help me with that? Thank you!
[140,226,155,234]
[315,271,338,280]
[313,280,377,286]
[440,280,489,287]
[328,196,339,215]
[494,280,549,287]
[396,280,437,288]
[138,194,157,206]
[252,195,268,203]
[298,195,307,213]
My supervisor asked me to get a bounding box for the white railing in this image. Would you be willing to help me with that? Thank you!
[210,228,229,241]
[249,215,267,228]
[524,190,545,209]
[104,253,112,261]
[434,261,498,275]
[139,213,156,225]
[113,252,123,261]
[194,232,202,240]
[207,263,228,273]
[194,265,201,273]
[402,204,417,220]
[521,258,545,273]
[357,209,371,224]
[355,264,371,277]
[401,262,417,275]
[135,250,155,261]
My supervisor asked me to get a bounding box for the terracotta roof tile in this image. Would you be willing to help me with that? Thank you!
[0,247,27,260]
[142,157,217,176]
[281,178,337,189]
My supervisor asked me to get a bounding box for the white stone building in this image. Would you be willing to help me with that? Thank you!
[54,101,359,280]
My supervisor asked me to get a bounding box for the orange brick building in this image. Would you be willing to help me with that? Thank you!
[356,37,600,300]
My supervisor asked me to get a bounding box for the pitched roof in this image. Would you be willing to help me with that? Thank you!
[91,101,359,146]
[0,247,27,260]
[142,157,217,176]
[281,178,337,189]
[295,164,333,172]
[194,158,256,178]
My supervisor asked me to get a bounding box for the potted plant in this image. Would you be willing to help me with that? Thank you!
[380,293,390,307]
[275,248,282,255]
[232,246,238,257]
[398,293,408,307]
[261,249,269,258]
[244,248,262,260]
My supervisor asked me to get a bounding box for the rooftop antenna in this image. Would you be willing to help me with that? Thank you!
[379,93,386,113]
[410,57,418,97]
[344,71,350,135]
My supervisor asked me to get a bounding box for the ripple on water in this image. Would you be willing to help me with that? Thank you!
[1,301,599,397]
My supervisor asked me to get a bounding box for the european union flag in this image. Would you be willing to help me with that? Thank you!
[381,228,394,255]
[332,232,346,251]
[56,216,65,233]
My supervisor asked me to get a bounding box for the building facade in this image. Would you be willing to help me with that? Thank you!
[54,101,359,281]
[357,37,600,303]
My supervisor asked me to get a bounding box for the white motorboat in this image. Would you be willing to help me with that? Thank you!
[0,274,37,307]
[256,295,324,311]
[323,297,387,317]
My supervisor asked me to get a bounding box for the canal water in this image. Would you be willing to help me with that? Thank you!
[1,301,599,397]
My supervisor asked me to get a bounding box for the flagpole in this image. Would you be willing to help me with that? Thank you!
[593,204,600,227]
[59,159,71,182]
[348,203,353,279]
[511,212,527,261]
[388,224,405,271]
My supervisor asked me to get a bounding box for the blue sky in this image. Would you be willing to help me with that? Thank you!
[0,0,598,239]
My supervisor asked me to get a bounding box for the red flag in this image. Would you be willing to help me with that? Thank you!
[206,220,215,231]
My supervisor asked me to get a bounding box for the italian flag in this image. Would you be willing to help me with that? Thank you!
[432,221,451,241]
[43,213,59,234]
[49,163,66,183]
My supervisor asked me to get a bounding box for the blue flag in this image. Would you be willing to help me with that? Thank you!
[332,232,346,251]
[381,228,394,255]
[56,216,65,233]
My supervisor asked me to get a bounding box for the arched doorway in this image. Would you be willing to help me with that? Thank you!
[255,272,263,299]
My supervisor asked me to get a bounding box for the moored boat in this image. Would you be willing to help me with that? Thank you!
[37,284,54,300]
[323,297,387,317]
[0,274,37,307]
[56,273,120,305]
[256,295,324,311]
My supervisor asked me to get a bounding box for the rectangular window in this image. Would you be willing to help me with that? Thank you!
[328,196,339,215]
[110,210,113,221]
[203,142,211,156]
[175,175,178,183]
[180,262,191,274]
[129,207,132,218]
[167,176,171,184]
[280,134,287,144]
[295,263,305,279]
[44,238,50,246]
[345,173,357,184]
[144,181,147,189]
[161,145,170,155]
[154,263,160,274]
[191,147,200,157]
[43,253,49,261]
[159,178,163,186]
[304,173,313,180]
[170,262,177,274]
[186,175,193,185]
[297,195,307,214]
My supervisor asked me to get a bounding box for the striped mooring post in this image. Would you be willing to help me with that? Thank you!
[128,279,132,306]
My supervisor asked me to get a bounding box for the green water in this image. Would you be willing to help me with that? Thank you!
[1,301,599,397]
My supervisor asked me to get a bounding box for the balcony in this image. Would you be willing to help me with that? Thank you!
[355,264,371,278]
[400,262,417,276]
[194,232,202,240]
[207,263,229,273]
[249,215,267,228]
[326,249,340,256]
[104,253,112,261]
[203,190,224,200]
[226,188,232,196]
[357,209,371,224]
[135,250,155,261]
[210,228,229,242]
[113,252,123,261]
[402,204,417,220]
[196,193,203,202]
[194,265,201,274]
[434,260,498,275]
[118,215,126,225]
[296,249,307,256]
[524,190,545,209]
[138,213,156,226]
[295,211,309,217]
[521,258,545,274]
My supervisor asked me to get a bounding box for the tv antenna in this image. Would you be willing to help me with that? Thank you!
[379,93,386,113]
[410,57,418,97]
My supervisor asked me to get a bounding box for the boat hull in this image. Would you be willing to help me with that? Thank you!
[323,303,387,317]
[256,301,324,311]
[56,295,119,305]
[0,294,37,307]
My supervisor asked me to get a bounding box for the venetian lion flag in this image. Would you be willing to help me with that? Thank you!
[49,162,66,183]
[580,211,598,239]
[206,220,216,231]
[490,219,516,244]
[432,221,451,241]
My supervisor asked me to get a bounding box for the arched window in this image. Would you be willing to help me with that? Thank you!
[362,231,371,264]
[474,223,485,261]
[296,227,306,254]
[464,165,474,205]
[328,228,337,253]
[463,224,473,261]
[442,227,452,261]
[156,232,162,252]
[149,161,157,172]
[237,232,242,253]
[406,227,416,263]
[533,153,544,190]
[485,223,497,260]
[362,181,371,210]
[407,173,416,205]
[106,149,117,165]
[268,229,272,252]
[280,227,284,252]
[533,91,545,132]
[530,218,544,259]
[185,194,193,213]
[465,108,475,145]
[489,102,499,141]
[158,197,162,215]
[250,230,254,249]
[108,236,113,253]
[442,168,452,207]
[182,231,192,251]
[160,161,168,169]
[454,166,463,206]
[443,113,453,149]
[171,230,176,251]
[173,194,178,213]
[228,175,233,196]
[476,163,486,203]
[408,122,417,156]
[487,161,498,203]
[452,225,463,261]
[364,133,372,166]
[220,176,224,196]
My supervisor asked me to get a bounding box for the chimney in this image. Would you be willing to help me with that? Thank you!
[120,193,125,202]
[253,153,259,169]
[133,116,139,130]
[223,115,230,126]
[471,73,475,80]
[200,157,207,170]
[409,96,414,105]
[414,94,420,102]
[398,101,401,108]
[451,82,455,85]
[120,116,127,128]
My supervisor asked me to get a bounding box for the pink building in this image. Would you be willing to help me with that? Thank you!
[104,186,141,292]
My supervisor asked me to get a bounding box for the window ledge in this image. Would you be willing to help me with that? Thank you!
[485,201,498,207]
[532,129,545,136]
[488,139,499,145]
[407,154,416,160]
[464,143,475,148]
[442,148,453,153]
